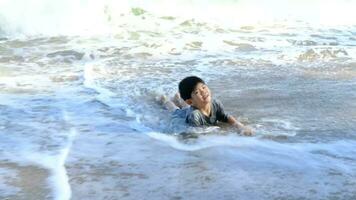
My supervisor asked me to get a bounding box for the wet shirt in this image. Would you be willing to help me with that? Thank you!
[182,99,230,126]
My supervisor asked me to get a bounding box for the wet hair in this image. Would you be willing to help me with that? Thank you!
[179,76,205,100]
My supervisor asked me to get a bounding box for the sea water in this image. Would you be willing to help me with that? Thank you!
[0,0,356,199]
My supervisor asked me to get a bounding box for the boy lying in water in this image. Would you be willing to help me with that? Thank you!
[159,76,254,136]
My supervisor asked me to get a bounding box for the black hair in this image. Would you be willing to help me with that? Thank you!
[178,76,205,100]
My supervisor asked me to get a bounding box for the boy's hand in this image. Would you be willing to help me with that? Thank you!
[229,117,254,136]
[240,126,254,136]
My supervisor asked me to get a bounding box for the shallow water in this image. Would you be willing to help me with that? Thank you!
[1,1,356,199]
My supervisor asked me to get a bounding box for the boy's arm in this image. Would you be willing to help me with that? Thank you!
[213,99,254,136]
[227,116,254,136]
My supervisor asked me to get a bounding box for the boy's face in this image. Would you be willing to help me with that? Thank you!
[186,82,211,108]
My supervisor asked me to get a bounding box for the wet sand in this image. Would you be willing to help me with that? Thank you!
[66,131,356,200]
[0,162,51,200]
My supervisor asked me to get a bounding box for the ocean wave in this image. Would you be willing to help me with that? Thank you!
[1,0,356,37]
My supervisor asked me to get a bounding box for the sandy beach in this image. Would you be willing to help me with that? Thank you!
[0,162,50,199]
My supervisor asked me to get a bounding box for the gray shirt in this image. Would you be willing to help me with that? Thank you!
[185,99,230,127]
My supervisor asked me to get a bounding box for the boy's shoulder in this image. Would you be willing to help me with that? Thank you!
[186,108,204,126]
[211,98,224,109]
[189,108,203,117]
[187,107,201,120]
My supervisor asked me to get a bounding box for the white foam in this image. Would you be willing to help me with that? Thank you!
[1,0,356,38]
[147,131,356,172]
[148,132,257,151]
[83,64,116,102]
[0,74,53,93]
[23,111,76,200]
[256,118,300,137]
[25,149,72,200]
[0,109,77,200]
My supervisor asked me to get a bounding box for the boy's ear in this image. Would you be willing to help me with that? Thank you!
[185,99,193,105]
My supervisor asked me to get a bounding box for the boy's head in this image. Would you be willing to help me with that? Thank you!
[179,76,205,100]
[179,76,211,107]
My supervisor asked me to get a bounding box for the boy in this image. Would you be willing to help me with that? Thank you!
[160,76,254,136]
